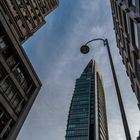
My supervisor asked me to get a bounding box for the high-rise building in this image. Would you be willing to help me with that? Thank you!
[110,0,140,109]
[65,60,109,140]
[0,7,41,140]
[0,0,59,44]
[137,131,140,140]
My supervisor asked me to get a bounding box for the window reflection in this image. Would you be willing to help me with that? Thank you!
[13,67,25,84]
[131,0,135,6]
[0,37,6,49]
[134,22,139,48]
[131,20,139,50]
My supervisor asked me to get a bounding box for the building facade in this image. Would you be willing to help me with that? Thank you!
[65,60,109,140]
[110,0,140,109]
[0,6,41,140]
[137,131,140,140]
[0,0,59,44]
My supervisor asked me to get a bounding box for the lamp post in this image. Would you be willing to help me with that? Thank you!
[80,38,131,140]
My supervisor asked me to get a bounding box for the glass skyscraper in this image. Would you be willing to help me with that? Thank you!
[65,60,109,140]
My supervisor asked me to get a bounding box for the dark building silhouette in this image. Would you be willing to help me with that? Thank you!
[0,0,59,44]
[65,60,109,140]
[0,6,41,140]
[138,131,140,140]
[110,0,140,109]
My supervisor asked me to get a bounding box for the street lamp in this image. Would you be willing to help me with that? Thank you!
[80,38,131,140]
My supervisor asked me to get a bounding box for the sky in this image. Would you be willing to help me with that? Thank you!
[17,0,140,140]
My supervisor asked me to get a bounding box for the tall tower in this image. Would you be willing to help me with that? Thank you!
[0,0,59,44]
[110,0,140,109]
[65,60,109,140]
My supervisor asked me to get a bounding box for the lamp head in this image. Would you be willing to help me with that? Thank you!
[80,45,90,54]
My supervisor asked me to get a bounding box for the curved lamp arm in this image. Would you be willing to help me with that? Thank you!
[80,38,107,54]
[85,38,105,46]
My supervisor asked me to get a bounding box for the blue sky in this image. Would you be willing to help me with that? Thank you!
[17,0,140,139]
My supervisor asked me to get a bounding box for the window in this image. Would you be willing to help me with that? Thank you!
[7,56,17,68]
[21,23,25,28]
[13,66,33,93]
[3,119,14,139]
[24,0,29,4]
[123,11,129,35]
[0,66,5,82]
[0,113,9,134]
[16,100,25,114]
[134,22,139,48]
[0,105,15,139]
[0,80,10,93]
[16,0,23,5]
[33,15,39,20]
[11,94,21,108]
[137,62,140,80]
[16,15,20,21]
[2,48,12,60]
[66,136,88,140]
[68,124,76,128]
[0,38,6,49]
[0,72,3,81]
[13,67,25,84]
[21,79,29,92]
[67,130,74,135]
[131,20,139,49]
[5,88,15,101]
[131,0,135,6]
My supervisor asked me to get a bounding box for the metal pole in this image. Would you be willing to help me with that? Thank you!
[105,39,131,140]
